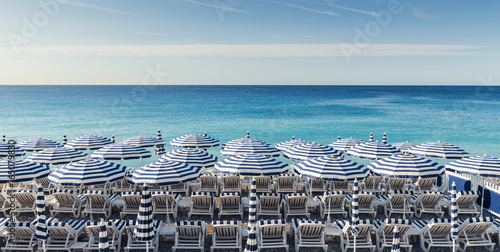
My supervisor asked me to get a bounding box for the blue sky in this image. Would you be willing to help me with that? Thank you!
[0,0,499,85]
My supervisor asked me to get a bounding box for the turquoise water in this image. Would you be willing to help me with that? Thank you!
[1,85,499,167]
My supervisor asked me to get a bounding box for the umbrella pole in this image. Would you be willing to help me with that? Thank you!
[453,239,456,252]
[166,194,170,225]
[481,178,485,216]
[354,236,356,252]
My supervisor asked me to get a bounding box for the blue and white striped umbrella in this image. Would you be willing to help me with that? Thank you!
[0,160,50,183]
[0,142,26,158]
[35,186,49,248]
[65,135,114,150]
[294,155,370,181]
[445,155,500,178]
[284,142,342,161]
[18,138,63,151]
[382,133,387,144]
[1,135,4,143]
[329,138,365,152]
[159,149,218,168]
[347,141,401,160]
[91,144,151,160]
[351,179,359,236]
[62,135,67,145]
[367,154,444,178]
[170,133,220,148]
[214,153,288,176]
[408,141,469,159]
[25,147,88,166]
[391,226,400,252]
[130,160,201,186]
[392,141,417,152]
[134,186,155,247]
[48,159,127,186]
[274,136,311,151]
[369,133,374,142]
[157,129,162,140]
[222,132,267,149]
[221,141,280,157]
[154,129,166,155]
[122,135,165,148]
[451,182,458,242]
[244,178,258,252]
[98,219,109,252]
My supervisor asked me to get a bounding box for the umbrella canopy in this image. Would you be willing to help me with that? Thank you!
[130,161,201,186]
[98,219,110,252]
[407,141,469,159]
[274,136,311,151]
[48,159,127,186]
[391,227,400,252]
[392,141,417,152]
[25,147,88,166]
[369,133,374,142]
[445,155,500,177]
[122,135,165,148]
[62,135,67,145]
[244,178,258,252]
[294,155,370,181]
[347,141,401,160]
[284,142,342,161]
[0,142,26,158]
[221,141,280,157]
[222,132,267,149]
[367,154,444,178]
[159,149,217,168]
[65,135,113,150]
[382,133,387,144]
[351,179,359,236]
[214,153,288,176]
[0,160,50,183]
[170,133,220,148]
[329,137,365,152]
[134,186,155,243]
[154,129,166,155]
[91,143,151,160]
[450,182,458,242]
[34,186,49,243]
[18,138,63,151]
[1,135,4,143]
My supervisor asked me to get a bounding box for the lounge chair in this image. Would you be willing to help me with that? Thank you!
[13,190,36,216]
[82,190,119,219]
[1,218,38,252]
[330,180,350,192]
[377,190,414,218]
[113,172,136,195]
[0,192,10,216]
[413,177,438,192]
[292,219,327,252]
[221,175,242,194]
[413,218,453,252]
[85,219,126,252]
[443,191,480,216]
[255,176,272,193]
[151,191,181,219]
[51,189,86,218]
[257,219,288,252]
[336,219,375,252]
[199,175,219,196]
[169,182,190,196]
[382,178,408,192]
[457,217,495,252]
[218,192,243,219]
[410,191,444,218]
[315,191,347,218]
[361,176,383,194]
[188,192,214,219]
[37,177,56,194]
[124,219,162,252]
[172,220,206,252]
[45,219,87,252]
[374,218,413,252]
[307,178,328,193]
[275,175,296,194]
[257,193,282,218]
[284,193,309,219]
[121,191,142,217]
[345,192,376,217]
[211,220,242,252]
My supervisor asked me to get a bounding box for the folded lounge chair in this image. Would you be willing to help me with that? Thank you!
[211,220,242,252]
[82,190,119,219]
[13,190,36,216]
[413,177,438,192]
[275,175,296,194]
[199,175,219,196]
[346,192,376,218]
[257,193,282,218]
[221,175,242,194]
[443,191,480,216]
[257,219,288,252]
[308,178,328,193]
[172,220,206,252]
[382,178,408,192]
[51,189,86,218]
[330,180,349,192]
[377,190,414,218]
[168,182,190,196]
[121,191,142,217]
[255,176,272,193]
[292,219,327,252]
[151,191,181,219]
[361,176,383,194]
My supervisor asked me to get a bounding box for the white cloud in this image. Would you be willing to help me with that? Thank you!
[68,1,134,16]
[305,0,380,16]
[269,1,339,16]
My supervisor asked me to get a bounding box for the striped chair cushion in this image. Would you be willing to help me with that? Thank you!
[7,218,37,228]
[279,174,295,177]
[374,218,412,230]
[48,219,87,232]
[335,219,373,230]
[466,216,494,223]
[220,192,241,197]
[192,191,212,196]
[410,191,443,204]
[0,218,10,228]
[151,191,176,195]
[458,191,479,196]
[492,219,500,228]
[108,194,120,201]
[326,190,345,195]
[84,190,106,195]
[122,191,141,196]
[292,219,325,229]
[259,219,287,226]
[86,219,126,231]
[285,193,308,198]
[15,190,33,194]
[258,193,281,200]
[345,192,374,202]
[53,189,74,194]
[376,195,389,202]
[413,218,452,231]
[126,220,161,229]
[212,220,239,225]
[175,220,204,227]
[390,190,414,195]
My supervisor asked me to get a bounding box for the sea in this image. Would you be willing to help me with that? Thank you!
[1,85,499,168]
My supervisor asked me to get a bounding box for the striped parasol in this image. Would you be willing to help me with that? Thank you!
[244,178,258,252]
[445,155,500,177]
[451,181,458,252]
[0,160,50,183]
[98,219,109,252]
[1,135,4,143]
[408,141,469,159]
[134,186,155,251]
[351,179,359,251]
[25,147,88,166]
[283,142,342,161]
[329,137,365,152]
[62,135,67,145]
[347,141,401,160]
[0,142,26,158]
[155,129,165,155]
[91,143,151,163]
[221,141,280,157]
[170,133,220,148]
[294,155,369,181]
[367,154,444,178]
[122,135,165,148]
[48,159,127,186]
[222,132,267,149]
[392,141,416,153]
[130,160,201,186]
[18,138,63,151]
[382,133,387,144]
[65,135,114,150]
[391,226,400,252]
[369,133,374,142]
[274,136,311,151]
[34,186,48,252]
[159,149,218,168]
[214,153,288,176]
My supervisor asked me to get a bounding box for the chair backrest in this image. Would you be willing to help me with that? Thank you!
[191,192,212,209]
[294,219,326,238]
[456,191,479,207]
[170,182,186,190]
[200,176,217,189]
[220,192,240,208]
[223,176,240,188]
[388,191,413,207]
[338,219,373,239]
[415,177,436,191]
[255,176,270,189]
[212,220,240,240]
[363,176,382,189]
[37,176,51,189]
[0,192,6,204]
[86,220,125,240]
[122,192,142,208]
[6,219,37,240]
[53,189,79,207]
[259,193,281,209]
[379,219,412,237]
[357,192,375,207]
[422,218,452,238]
[175,221,204,239]
[47,219,86,240]
[331,180,349,190]
[309,178,325,188]
[152,191,179,207]
[413,191,443,207]
[458,217,494,237]
[84,190,109,208]
[278,176,295,188]
[285,193,308,209]
[387,178,407,191]
[258,219,286,239]
[322,191,345,207]
[14,190,35,207]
